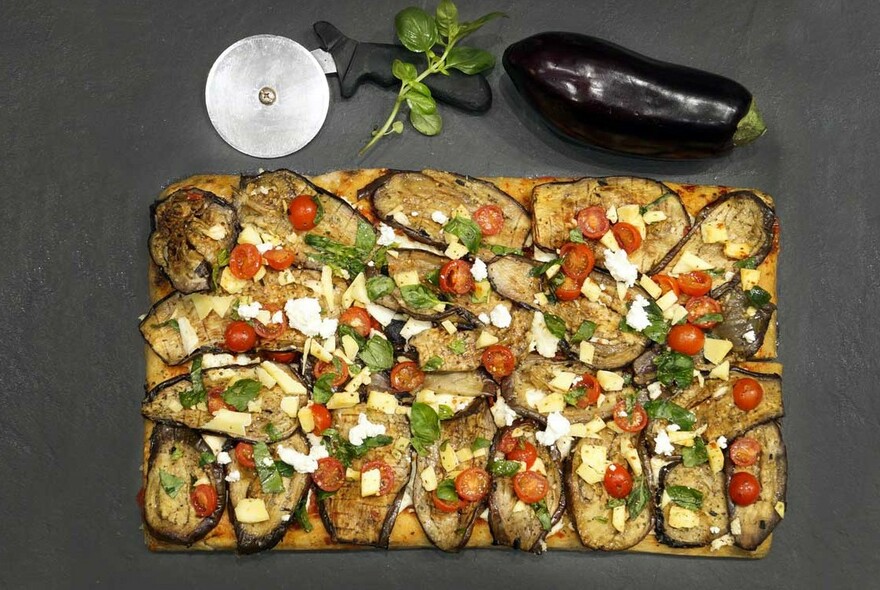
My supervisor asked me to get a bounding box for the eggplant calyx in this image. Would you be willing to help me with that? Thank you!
[733,100,767,147]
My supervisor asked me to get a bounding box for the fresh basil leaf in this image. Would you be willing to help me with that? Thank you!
[221,378,262,411]
[592,516,608,524]
[422,356,444,372]
[435,0,459,39]
[570,321,596,345]
[265,423,283,443]
[212,248,230,290]
[425,268,440,286]
[564,387,586,407]
[488,244,523,256]
[734,257,757,269]
[457,11,506,38]
[638,192,676,215]
[151,318,180,331]
[159,469,185,498]
[488,459,521,477]
[529,257,563,277]
[253,442,284,494]
[705,268,725,278]
[405,84,437,115]
[745,286,772,307]
[635,300,671,345]
[654,350,694,389]
[442,216,482,253]
[274,461,295,478]
[395,6,439,53]
[392,59,418,82]
[410,402,440,456]
[682,437,709,467]
[445,46,495,74]
[321,429,392,467]
[626,476,649,521]
[358,335,394,371]
[666,485,704,511]
[436,478,459,502]
[410,107,442,136]
[169,447,183,461]
[542,313,567,339]
[179,355,206,409]
[532,499,552,531]
[304,234,368,276]
[437,404,454,420]
[568,228,586,244]
[338,324,367,349]
[366,275,395,301]
[644,399,696,430]
[606,498,625,508]
[312,195,325,226]
[447,339,466,354]
[354,220,376,253]
[399,283,444,309]
[694,312,724,325]
[293,495,313,533]
[471,436,491,452]
[198,452,215,467]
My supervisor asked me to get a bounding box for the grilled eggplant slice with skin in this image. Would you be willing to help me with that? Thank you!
[142,364,306,443]
[226,434,311,554]
[408,306,533,372]
[532,177,690,272]
[369,170,531,256]
[566,429,653,550]
[652,191,776,291]
[149,188,239,294]
[318,404,413,547]
[710,283,776,359]
[413,399,497,552]
[488,420,565,553]
[726,421,787,550]
[691,369,783,442]
[488,256,650,368]
[236,169,376,271]
[655,461,729,547]
[143,424,226,545]
[501,355,630,425]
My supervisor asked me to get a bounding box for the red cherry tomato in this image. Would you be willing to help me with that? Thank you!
[390,361,425,392]
[473,205,504,236]
[254,320,286,341]
[263,248,296,271]
[729,437,762,467]
[554,274,583,301]
[312,457,345,492]
[432,490,463,513]
[612,222,643,254]
[685,296,723,329]
[560,242,595,281]
[667,324,706,356]
[497,430,517,454]
[455,467,491,502]
[313,359,349,388]
[228,243,262,279]
[224,320,256,352]
[361,460,395,496]
[678,271,713,297]
[234,442,256,469]
[190,484,218,518]
[339,306,372,338]
[652,274,681,298]
[512,470,549,504]
[481,345,516,380]
[729,471,761,506]
[207,387,235,414]
[262,351,296,363]
[309,404,332,435]
[575,374,601,409]
[576,206,610,239]
[287,194,319,231]
[438,259,475,295]
[613,400,648,432]
[506,439,538,469]
[732,378,764,411]
[603,463,633,499]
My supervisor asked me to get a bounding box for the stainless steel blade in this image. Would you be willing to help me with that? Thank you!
[310,48,337,74]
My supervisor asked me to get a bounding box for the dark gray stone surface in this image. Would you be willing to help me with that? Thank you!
[1,0,877,588]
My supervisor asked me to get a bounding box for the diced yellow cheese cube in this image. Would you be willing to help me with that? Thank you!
[252,265,266,283]
[342,272,370,308]
[667,304,689,325]
[740,268,761,290]
[730,518,742,535]
[445,241,470,260]
[599,230,620,252]
[775,501,786,519]
[612,505,628,533]
[656,290,679,312]
[671,252,714,276]
[535,392,566,414]
[668,505,700,529]
[279,396,300,418]
[278,269,295,286]
[255,309,272,325]
[441,320,457,335]
[568,423,588,438]
[202,409,252,437]
[473,280,491,302]
[415,389,436,405]
[440,444,459,472]
[255,366,277,390]
[309,340,333,363]
[577,444,607,484]
[475,331,499,349]
[219,267,248,294]
[703,338,733,365]
[420,466,438,492]
[456,447,474,464]
[394,271,420,287]
[260,361,307,395]
[581,277,602,302]
[341,335,360,363]
[235,498,270,524]
[643,210,667,224]
[473,446,488,458]
[346,467,361,481]
[639,275,663,299]
[707,441,724,473]
[361,469,381,497]
[297,406,315,433]
[237,225,263,245]
[367,391,399,415]
[512,499,528,513]
[533,292,549,307]
[667,430,697,445]
[545,263,562,279]
[344,367,371,392]
[530,457,547,475]
[596,370,624,392]
[321,265,336,311]
[584,417,607,435]
[724,242,751,260]
[548,371,578,392]
[579,341,595,365]
[700,220,728,244]
[190,294,214,320]
[708,360,730,381]
[326,391,360,410]
[620,437,643,476]
[211,296,235,318]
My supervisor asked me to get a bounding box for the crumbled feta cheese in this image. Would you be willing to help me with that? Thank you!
[280,513,291,522]
[716,436,728,449]
[431,211,448,224]
[411,211,419,217]
[284,297,336,337]
[376,223,397,246]
[666,424,681,432]
[654,429,675,456]
[237,301,263,320]
[711,534,735,551]
[743,330,757,343]
[536,412,571,446]
[216,451,232,465]
[525,388,546,408]
[271,310,284,325]
[478,312,491,325]
[710,526,721,535]
[530,312,560,358]
[647,382,663,400]
[225,469,241,483]
[470,258,488,282]
[399,317,433,340]
[603,248,639,287]
[177,317,200,355]
[489,304,512,328]
[490,396,517,428]
[348,413,387,446]
[625,295,652,331]
[277,440,330,474]
[255,242,274,254]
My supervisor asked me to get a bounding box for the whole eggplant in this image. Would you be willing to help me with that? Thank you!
[503,32,766,158]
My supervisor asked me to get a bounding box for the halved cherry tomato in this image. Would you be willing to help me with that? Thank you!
[728,471,761,506]
[224,320,256,352]
[432,490,463,513]
[576,206,610,239]
[263,247,296,271]
[339,306,372,338]
[312,457,345,492]
[207,387,235,414]
[613,400,648,432]
[652,274,681,298]
[309,404,332,435]
[190,484,218,517]
[228,243,262,279]
[560,242,595,281]
[678,271,713,297]
[506,439,538,469]
[361,460,395,496]
[234,442,256,469]
[554,274,583,301]
[512,470,549,504]
[473,204,504,236]
[733,378,764,411]
[262,351,295,363]
[729,437,762,467]
[603,463,633,499]
[455,467,491,502]
[287,194,319,231]
[254,320,286,340]
[439,259,475,295]
[612,222,643,254]
[313,359,349,388]
[685,296,723,329]
[481,345,515,380]
[575,374,601,409]
[389,361,425,392]
[667,324,706,356]
[497,430,517,454]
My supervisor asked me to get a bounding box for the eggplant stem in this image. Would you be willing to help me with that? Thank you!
[733,100,767,147]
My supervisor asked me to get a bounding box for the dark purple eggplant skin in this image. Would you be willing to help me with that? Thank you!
[503,32,765,159]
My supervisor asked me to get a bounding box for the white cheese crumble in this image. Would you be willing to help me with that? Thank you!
[647,382,663,400]
[225,469,241,483]
[277,441,329,474]
[530,312,560,358]
[743,330,757,343]
[177,317,200,355]
[716,436,728,450]
[654,429,675,456]
[489,304,512,328]
[625,294,652,331]
[490,396,517,428]
[478,312,491,325]
[237,301,263,320]
[710,526,721,535]
[470,257,488,282]
[216,451,232,465]
[255,242,275,254]
[348,413,387,446]
[536,412,571,447]
[431,210,449,224]
[376,223,397,246]
[271,310,284,325]
[603,248,639,287]
[284,297,337,338]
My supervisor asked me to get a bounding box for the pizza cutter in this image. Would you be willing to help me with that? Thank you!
[205,21,493,158]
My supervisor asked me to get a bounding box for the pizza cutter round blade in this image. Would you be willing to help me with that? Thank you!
[205,35,329,158]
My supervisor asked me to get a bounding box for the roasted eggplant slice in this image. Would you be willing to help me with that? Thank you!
[369,170,531,256]
[149,188,239,294]
[487,256,649,368]
[726,421,787,550]
[236,169,377,272]
[532,177,689,273]
[651,191,776,291]
[318,404,412,547]
[143,424,226,545]
[142,363,306,443]
[488,420,565,553]
[501,355,630,424]
[413,399,497,551]
[691,369,783,441]
[709,283,776,359]
[655,461,729,547]
[566,428,653,550]
[226,434,311,553]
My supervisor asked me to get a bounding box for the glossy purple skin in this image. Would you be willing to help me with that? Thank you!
[503,32,754,159]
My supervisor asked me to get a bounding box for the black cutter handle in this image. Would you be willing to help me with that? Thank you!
[314,21,492,113]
